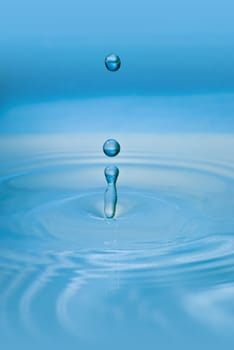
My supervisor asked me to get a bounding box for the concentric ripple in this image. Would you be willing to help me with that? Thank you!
[0,134,234,349]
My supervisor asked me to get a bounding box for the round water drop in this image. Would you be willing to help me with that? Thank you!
[103,139,120,157]
[105,53,121,72]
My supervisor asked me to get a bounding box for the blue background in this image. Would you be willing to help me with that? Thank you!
[0,0,234,132]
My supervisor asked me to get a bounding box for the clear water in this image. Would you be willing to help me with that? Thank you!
[104,54,121,72]
[0,132,234,350]
[103,139,120,218]
[103,139,121,157]
[104,164,119,218]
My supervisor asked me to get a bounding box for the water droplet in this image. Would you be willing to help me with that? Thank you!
[104,165,119,219]
[103,139,120,157]
[105,53,121,72]
[104,165,119,184]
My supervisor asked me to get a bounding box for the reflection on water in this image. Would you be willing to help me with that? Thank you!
[0,134,234,350]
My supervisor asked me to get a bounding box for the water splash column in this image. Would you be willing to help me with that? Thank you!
[103,139,120,219]
[104,165,119,218]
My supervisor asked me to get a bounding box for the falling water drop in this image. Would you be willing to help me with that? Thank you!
[105,54,121,72]
[104,165,119,219]
[103,139,120,157]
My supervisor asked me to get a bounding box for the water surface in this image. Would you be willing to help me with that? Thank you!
[0,133,233,350]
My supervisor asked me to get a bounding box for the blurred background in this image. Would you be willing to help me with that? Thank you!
[0,0,234,134]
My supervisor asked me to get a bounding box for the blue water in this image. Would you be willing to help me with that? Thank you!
[1,1,234,349]
[104,54,121,72]
[0,133,234,350]
[103,139,120,157]
[104,164,119,218]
